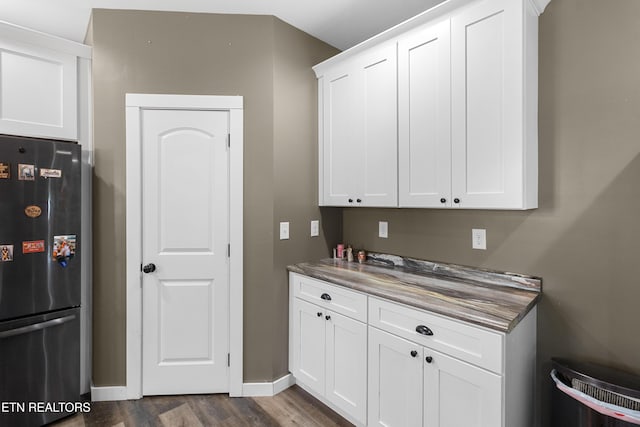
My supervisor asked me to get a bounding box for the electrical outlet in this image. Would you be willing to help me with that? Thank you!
[379,221,388,239]
[280,222,290,240]
[310,220,319,237]
[472,229,486,250]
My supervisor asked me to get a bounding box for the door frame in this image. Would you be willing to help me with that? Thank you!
[124,94,243,398]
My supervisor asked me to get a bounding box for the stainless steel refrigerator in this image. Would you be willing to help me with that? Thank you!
[0,135,81,426]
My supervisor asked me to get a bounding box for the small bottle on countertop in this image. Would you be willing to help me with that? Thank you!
[357,250,366,263]
[337,244,344,259]
[346,246,354,262]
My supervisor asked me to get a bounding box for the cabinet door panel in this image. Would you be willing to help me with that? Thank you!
[292,299,326,395]
[424,349,502,427]
[368,327,423,427]
[0,40,77,140]
[451,0,524,208]
[360,44,398,207]
[325,311,367,424]
[322,66,361,206]
[398,20,451,208]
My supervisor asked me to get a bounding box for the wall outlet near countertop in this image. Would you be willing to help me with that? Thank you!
[280,222,290,240]
[472,228,486,250]
[310,220,319,237]
[379,221,388,239]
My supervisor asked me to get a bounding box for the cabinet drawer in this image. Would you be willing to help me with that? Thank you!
[369,297,503,374]
[291,273,367,323]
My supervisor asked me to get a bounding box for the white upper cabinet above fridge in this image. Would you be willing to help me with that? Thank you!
[314,0,551,210]
[0,22,91,141]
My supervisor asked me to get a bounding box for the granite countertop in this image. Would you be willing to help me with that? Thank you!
[287,253,541,333]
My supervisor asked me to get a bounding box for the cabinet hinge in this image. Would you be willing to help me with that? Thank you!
[227,244,230,258]
[227,353,230,367]
[227,133,230,148]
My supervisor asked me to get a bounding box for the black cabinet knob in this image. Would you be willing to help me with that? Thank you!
[348,198,354,203]
[416,325,434,336]
[320,293,332,301]
[317,312,322,317]
[325,315,331,321]
[142,263,156,274]
[453,198,460,204]
[440,198,446,203]
[410,350,418,358]
[425,356,433,364]
[356,199,362,203]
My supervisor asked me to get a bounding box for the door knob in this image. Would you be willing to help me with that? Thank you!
[142,263,156,273]
[425,356,433,364]
[410,350,418,358]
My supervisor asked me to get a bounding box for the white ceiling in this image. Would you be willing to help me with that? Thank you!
[0,0,446,50]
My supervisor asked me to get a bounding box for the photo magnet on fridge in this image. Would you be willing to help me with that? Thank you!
[18,164,35,181]
[53,235,76,267]
[0,162,9,179]
[1,245,14,262]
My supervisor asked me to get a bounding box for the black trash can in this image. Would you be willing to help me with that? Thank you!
[551,358,640,426]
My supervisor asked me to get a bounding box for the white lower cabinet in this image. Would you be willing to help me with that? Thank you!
[291,292,367,425]
[289,273,537,427]
[368,327,423,426]
[423,347,502,427]
[368,327,501,427]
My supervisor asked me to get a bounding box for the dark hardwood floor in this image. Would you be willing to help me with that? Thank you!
[49,385,353,427]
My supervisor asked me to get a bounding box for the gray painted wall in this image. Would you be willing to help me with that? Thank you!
[343,0,640,424]
[89,10,340,386]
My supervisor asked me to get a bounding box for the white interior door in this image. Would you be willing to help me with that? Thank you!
[141,108,229,395]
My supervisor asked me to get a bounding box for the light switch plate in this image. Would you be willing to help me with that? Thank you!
[310,220,319,237]
[472,228,486,250]
[379,221,388,239]
[280,222,290,240]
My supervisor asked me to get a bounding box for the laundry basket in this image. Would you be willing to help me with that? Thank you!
[551,358,640,426]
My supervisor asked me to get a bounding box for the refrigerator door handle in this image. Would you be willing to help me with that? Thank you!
[0,314,76,339]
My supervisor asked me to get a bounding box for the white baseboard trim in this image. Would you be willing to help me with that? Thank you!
[90,385,128,402]
[242,373,295,397]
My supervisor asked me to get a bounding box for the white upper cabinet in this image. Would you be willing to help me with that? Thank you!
[398,20,451,208]
[0,23,90,141]
[318,42,397,207]
[315,0,548,210]
[451,0,537,209]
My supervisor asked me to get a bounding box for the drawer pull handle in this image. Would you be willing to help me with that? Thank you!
[317,312,322,317]
[410,350,418,358]
[320,293,332,301]
[416,325,434,336]
[325,315,331,321]
[425,356,433,364]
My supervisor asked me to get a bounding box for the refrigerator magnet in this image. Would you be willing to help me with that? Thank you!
[18,164,35,181]
[23,240,45,254]
[0,162,9,179]
[1,245,14,262]
[53,235,76,267]
[40,168,62,179]
[24,205,42,218]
